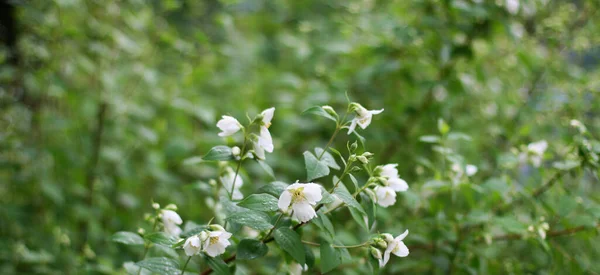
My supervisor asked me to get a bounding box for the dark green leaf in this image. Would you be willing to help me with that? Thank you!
[304,151,330,181]
[315,147,340,170]
[111,231,144,246]
[135,257,180,274]
[320,240,342,273]
[333,181,366,215]
[225,209,273,231]
[144,232,180,246]
[257,181,289,197]
[237,194,279,212]
[205,256,231,275]
[257,159,276,179]
[237,239,268,260]
[274,227,305,265]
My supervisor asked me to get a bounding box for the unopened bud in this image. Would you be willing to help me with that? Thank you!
[152,203,160,210]
[199,231,208,241]
[373,238,387,249]
[210,224,225,232]
[350,166,362,172]
[144,213,152,221]
[137,228,145,235]
[362,152,374,158]
[381,233,394,243]
[348,154,357,162]
[357,155,369,164]
[165,204,178,211]
[370,247,382,260]
[321,105,338,118]
[232,146,241,156]
[350,141,358,152]
[209,179,217,186]
[527,225,534,232]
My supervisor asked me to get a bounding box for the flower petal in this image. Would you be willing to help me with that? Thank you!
[261,107,275,124]
[396,229,409,241]
[392,241,409,257]
[347,119,358,135]
[278,191,292,212]
[292,202,317,223]
[302,183,323,204]
[388,177,409,192]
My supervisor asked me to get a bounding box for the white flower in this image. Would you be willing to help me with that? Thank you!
[183,235,202,256]
[278,183,323,223]
[374,186,397,208]
[203,228,232,257]
[506,0,519,14]
[380,164,399,179]
[254,108,275,159]
[289,262,308,275]
[216,116,242,137]
[387,177,409,192]
[161,210,183,237]
[466,164,478,176]
[527,140,548,167]
[381,230,409,267]
[220,167,244,200]
[347,104,383,134]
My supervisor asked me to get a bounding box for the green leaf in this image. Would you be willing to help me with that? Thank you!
[305,245,315,268]
[419,135,440,143]
[111,231,144,246]
[349,205,369,231]
[257,159,276,179]
[135,257,180,274]
[237,194,279,212]
[202,146,234,161]
[333,181,365,215]
[302,106,337,122]
[312,213,335,237]
[319,188,335,204]
[320,240,342,273]
[205,256,231,275]
[225,209,273,231]
[495,217,527,234]
[257,181,289,197]
[181,225,209,238]
[304,151,330,181]
[237,239,269,260]
[144,232,180,246]
[328,147,347,166]
[274,227,305,265]
[447,132,472,141]
[315,147,340,170]
[553,160,580,171]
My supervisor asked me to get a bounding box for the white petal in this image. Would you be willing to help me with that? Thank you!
[370,109,384,115]
[162,210,182,225]
[278,191,292,212]
[302,183,323,204]
[388,177,409,192]
[382,246,392,267]
[380,164,398,178]
[396,230,409,241]
[205,242,226,257]
[261,107,275,124]
[259,126,274,152]
[253,139,265,159]
[466,165,478,176]
[392,241,409,257]
[216,116,241,137]
[347,119,358,135]
[292,202,317,223]
[357,113,373,129]
[375,186,396,207]
[164,223,182,237]
[232,189,244,200]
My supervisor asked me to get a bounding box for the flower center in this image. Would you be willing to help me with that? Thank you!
[209,236,219,245]
[291,187,305,203]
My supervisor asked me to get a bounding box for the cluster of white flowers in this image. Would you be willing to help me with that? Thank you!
[278,183,323,223]
[347,103,384,135]
[519,140,548,167]
[216,107,276,160]
[370,230,410,267]
[372,164,409,207]
[161,209,183,237]
[451,163,478,183]
[183,224,233,257]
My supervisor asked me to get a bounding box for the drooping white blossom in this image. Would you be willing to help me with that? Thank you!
[289,262,308,275]
[381,230,409,267]
[161,210,183,237]
[220,167,244,200]
[374,186,397,208]
[203,228,232,257]
[216,116,242,137]
[380,164,399,179]
[278,183,323,223]
[254,108,275,159]
[183,235,202,256]
[347,104,384,134]
[388,177,409,192]
[378,163,409,194]
[465,164,478,176]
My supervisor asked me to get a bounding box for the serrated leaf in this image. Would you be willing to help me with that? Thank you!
[237,239,269,260]
[274,227,305,265]
[205,256,231,275]
[111,231,144,246]
[144,232,180,246]
[304,151,330,181]
[237,194,279,212]
[302,106,337,122]
[135,257,180,274]
[315,147,340,170]
[225,209,273,231]
[257,181,289,197]
[202,146,234,161]
[320,240,342,273]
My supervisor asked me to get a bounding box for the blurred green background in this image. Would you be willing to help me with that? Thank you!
[1,0,600,274]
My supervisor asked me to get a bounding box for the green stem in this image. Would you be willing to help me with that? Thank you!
[262,213,284,242]
[181,256,192,275]
[229,136,247,201]
[138,218,159,275]
[301,240,369,249]
[318,126,341,160]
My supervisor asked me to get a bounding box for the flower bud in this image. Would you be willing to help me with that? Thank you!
[350,141,358,152]
[350,166,362,173]
[364,188,376,201]
[165,204,178,211]
[199,231,209,242]
[144,213,152,221]
[373,237,387,249]
[322,105,338,118]
[357,155,369,164]
[152,202,160,210]
[232,146,241,156]
[209,179,217,186]
[381,233,394,243]
[210,224,226,232]
[370,247,382,260]
[528,225,534,232]
[348,154,357,162]
[137,228,146,235]
[362,152,374,158]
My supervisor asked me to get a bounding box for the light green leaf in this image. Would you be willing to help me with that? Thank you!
[237,239,269,260]
[111,231,144,246]
[304,151,330,181]
[315,147,340,170]
[135,257,180,274]
[302,106,337,122]
[237,194,279,212]
[225,209,273,231]
[144,232,180,246]
[274,227,305,265]
[320,240,342,273]
[202,146,234,161]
